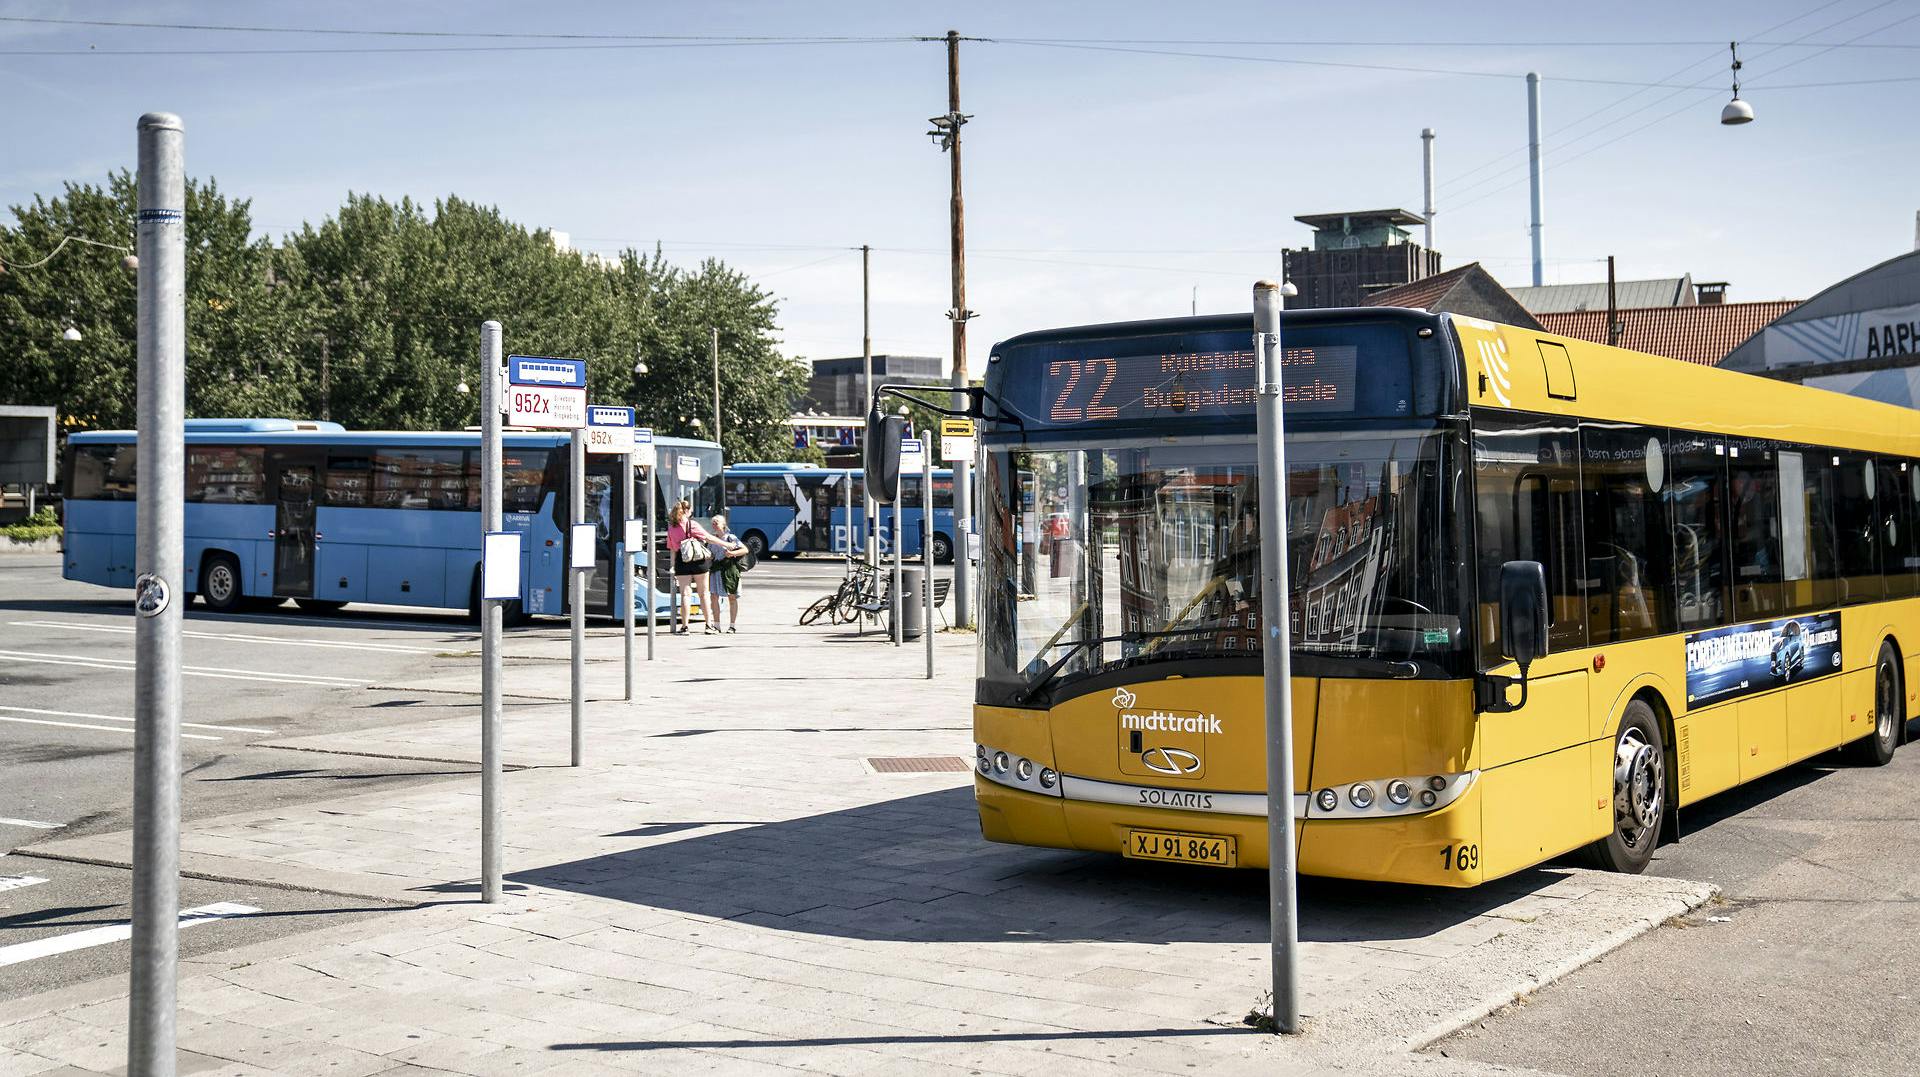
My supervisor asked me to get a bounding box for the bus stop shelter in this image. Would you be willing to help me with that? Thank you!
[0,405,57,520]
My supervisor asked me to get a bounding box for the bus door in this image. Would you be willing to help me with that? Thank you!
[582,463,618,614]
[791,474,827,551]
[267,448,324,598]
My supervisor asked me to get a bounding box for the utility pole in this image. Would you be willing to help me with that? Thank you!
[863,244,877,569]
[1527,73,1545,288]
[932,28,974,630]
[1606,256,1621,348]
[130,109,186,1077]
[318,334,331,421]
[710,327,721,449]
[1421,128,1436,252]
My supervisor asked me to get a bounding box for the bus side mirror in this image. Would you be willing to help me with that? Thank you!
[865,409,906,505]
[1499,559,1549,675]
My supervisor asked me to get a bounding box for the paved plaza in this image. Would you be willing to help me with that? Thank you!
[2,575,1713,1076]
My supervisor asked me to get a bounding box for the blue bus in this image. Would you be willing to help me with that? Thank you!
[722,463,955,563]
[61,419,724,621]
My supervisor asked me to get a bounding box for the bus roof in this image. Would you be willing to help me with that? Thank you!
[66,422,720,451]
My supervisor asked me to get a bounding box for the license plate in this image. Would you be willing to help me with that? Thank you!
[1125,828,1236,867]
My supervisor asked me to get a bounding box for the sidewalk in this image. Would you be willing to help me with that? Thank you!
[4,601,1712,1075]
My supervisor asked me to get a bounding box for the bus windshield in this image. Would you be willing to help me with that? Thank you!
[980,428,1464,699]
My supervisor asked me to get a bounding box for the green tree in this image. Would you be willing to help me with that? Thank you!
[0,172,301,429]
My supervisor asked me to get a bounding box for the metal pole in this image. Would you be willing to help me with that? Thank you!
[622,448,635,699]
[923,449,935,679]
[479,321,504,904]
[1527,72,1545,288]
[1253,280,1300,1035]
[892,487,904,647]
[129,109,185,1077]
[1421,127,1436,252]
[1606,255,1620,348]
[944,29,974,632]
[570,429,585,766]
[646,460,656,660]
[710,327,721,449]
[862,245,877,571]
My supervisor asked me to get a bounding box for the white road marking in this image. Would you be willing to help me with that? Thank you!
[0,817,64,830]
[0,650,366,687]
[0,705,270,735]
[0,901,261,968]
[0,874,49,892]
[10,620,443,655]
[0,714,221,741]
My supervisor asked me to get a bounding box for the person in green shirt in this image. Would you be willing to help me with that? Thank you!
[707,513,751,634]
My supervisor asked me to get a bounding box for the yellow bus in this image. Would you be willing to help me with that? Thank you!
[962,307,1916,887]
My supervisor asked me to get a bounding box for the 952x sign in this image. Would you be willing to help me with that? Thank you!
[507,385,586,429]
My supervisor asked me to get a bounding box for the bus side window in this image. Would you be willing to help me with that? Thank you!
[1777,446,1840,613]
[326,452,372,506]
[69,444,132,501]
[1727,438,1784,620]
[1580,422,1672,644]
[1668,433,1730,631]
[1880,459,1919,599]
[1833,452,1882,605]
[1473,411,1586,662]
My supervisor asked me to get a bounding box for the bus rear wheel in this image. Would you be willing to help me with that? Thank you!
[742,531,768,561]
[1582,699,1665,874]
[932,533,953,564]
[200,553,244,613]
[1847,642,1903,766]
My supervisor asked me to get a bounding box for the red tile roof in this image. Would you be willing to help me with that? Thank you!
[1536,300,1800,366]
[1361,262,1484,312]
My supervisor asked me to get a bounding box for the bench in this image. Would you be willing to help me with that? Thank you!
[854,575,952,627]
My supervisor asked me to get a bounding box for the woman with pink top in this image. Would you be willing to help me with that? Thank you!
[666,500,722,635]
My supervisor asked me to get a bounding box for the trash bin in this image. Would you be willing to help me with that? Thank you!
[892,566,926,640]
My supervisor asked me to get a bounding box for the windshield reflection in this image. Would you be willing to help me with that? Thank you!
[981,431,1463,698]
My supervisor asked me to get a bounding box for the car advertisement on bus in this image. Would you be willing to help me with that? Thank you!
[1683,612,1842,706]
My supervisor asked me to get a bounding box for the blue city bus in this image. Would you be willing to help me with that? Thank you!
[722,462,955,562]
[61,419,724,621]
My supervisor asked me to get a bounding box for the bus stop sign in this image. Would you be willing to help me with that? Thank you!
[506,355,587,429]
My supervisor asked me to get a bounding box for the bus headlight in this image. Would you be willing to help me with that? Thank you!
[1015,757,1034,782]
[1039,767,1057,788]
[993,752,1010,775]
[1304,770,1477,818]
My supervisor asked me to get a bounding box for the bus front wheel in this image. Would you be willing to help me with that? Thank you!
[200,553,244,613]
[1582,699,1665,874]
[742,531,768,561]
[932,533,953,564]
[1847,642,1903,766]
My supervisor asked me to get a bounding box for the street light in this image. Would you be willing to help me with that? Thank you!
[456,381,470,395]
[61,326,82,342]
[1721,42,1754,126]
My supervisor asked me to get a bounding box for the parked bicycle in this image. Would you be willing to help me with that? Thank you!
[800,560,884,627]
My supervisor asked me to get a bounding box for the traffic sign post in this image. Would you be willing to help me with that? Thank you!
[636,429,656,661]
[478,323,507,906]
[589,405,639,700]
[507,355,591,765]
[923,443,936,680]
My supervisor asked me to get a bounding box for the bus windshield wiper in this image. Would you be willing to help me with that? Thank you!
[1016,627,1222,704]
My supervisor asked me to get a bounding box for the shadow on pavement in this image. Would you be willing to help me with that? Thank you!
[516,786,1555,947]
[551,1025,1253,1054]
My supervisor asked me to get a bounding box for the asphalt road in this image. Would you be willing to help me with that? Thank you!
[1436,715,1920,1076]
[0,551,916,1000]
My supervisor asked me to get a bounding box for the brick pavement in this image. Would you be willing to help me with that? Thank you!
[4,600,1711,1075]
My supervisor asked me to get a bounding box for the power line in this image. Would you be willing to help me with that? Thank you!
[4,16,1914,49]
[0,40,920,56]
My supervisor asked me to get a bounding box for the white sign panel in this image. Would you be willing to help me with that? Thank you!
[569,523,597,570]
[481,532,522,600]
[633,428,657,469]
[586,425,634,454]
[676,455,702,483]
[900,438,926,472]
[508,385,587,429]
[941,435,974,463]
[623,517,646,550]
[1762,301,1920,369]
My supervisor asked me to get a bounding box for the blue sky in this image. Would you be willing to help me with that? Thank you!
[3,1,1916,374]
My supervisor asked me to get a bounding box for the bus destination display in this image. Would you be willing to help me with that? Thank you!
[1041,344,1359,423]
